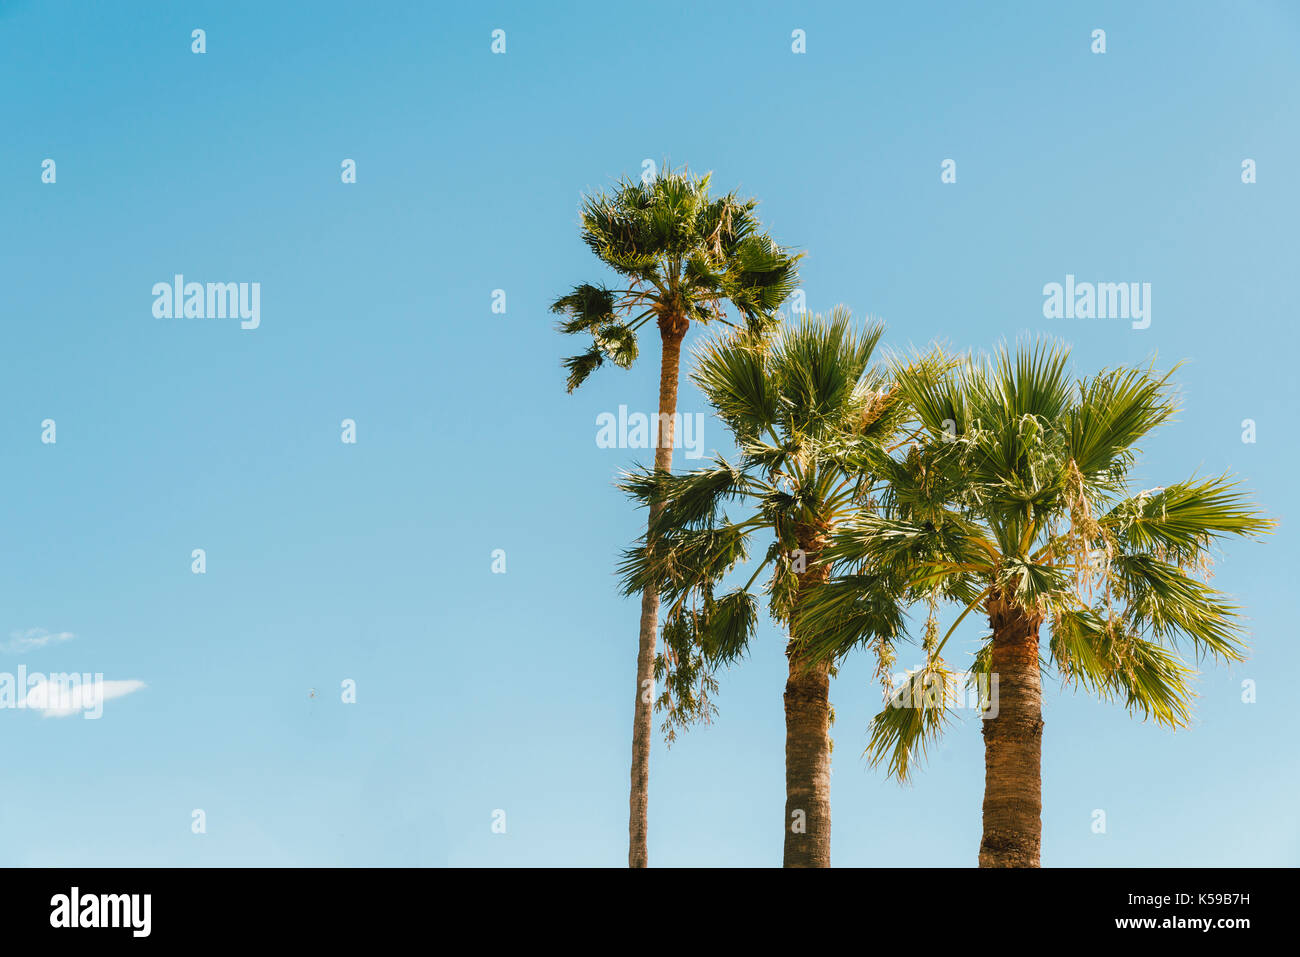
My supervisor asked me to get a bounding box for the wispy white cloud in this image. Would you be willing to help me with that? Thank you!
[24,678,146,717]
[4,629,75,653]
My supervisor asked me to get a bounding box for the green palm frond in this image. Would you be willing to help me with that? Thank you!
[593,321,639,369]
[891,347,972,441]
[769,307,883,441]
[824,511,993,586]
[692,330,778,441]
[654,613,718,743]
[698,589,760,664]
[720,235,803,325]
[550,284,617,333]
[1105,474,1274,559]
[1110,554,1247,662]
[998,557,1072,610]
[1068,364,1176,477]
[562,346,606,394]
[619,521,752,606]
[1049,607,1195,727]
[865,660,958,782]
[793,572,911,664]
[987,338,1075,426]
[639,459,751,537]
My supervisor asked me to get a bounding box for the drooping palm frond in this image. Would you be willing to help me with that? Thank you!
[864,659,959,782]
[619,460,751,537]
[792,571,911,665]
[1048,606,1195,728]
[1109,554,1247,662]
[697,588,760,665]
[654,613,718,743]
[617,521,753,607]
[551,284,617,331]
[562,346,607,394]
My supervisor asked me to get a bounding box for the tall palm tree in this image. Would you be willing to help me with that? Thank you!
[619,308,918,866]
[799,340,1272,866]
[552,165,800,867]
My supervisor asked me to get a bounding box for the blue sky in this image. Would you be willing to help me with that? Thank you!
[1,0,1296,866]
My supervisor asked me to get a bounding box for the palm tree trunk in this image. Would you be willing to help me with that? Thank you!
[628,315,687,868]
[783,532,832,867]
[978,590,1045,867]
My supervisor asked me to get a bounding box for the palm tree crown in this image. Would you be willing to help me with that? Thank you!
[552,166,801,392]
[798,339,1272,865]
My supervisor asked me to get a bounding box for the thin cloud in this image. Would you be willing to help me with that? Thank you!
[24,679,146,717]
[4,629,75,653]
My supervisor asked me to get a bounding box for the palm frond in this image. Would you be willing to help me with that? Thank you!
[793,572,910,663]
[1068,364,1176,477]
[562,346,606,394]
[1049,607,1195,728]
[691,330,777,442]
[865,660,958,782]
[768,307,883,441]
[698,589,759,665]
[1110,554,1248,662]
[618,522,752,605]
[1105,474,1274,560]
[640,459,752,536]
[551,284,618,334]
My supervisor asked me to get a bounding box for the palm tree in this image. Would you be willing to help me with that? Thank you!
[552,165,800,867]
[799,340,1272,866]
[618,308,918,866]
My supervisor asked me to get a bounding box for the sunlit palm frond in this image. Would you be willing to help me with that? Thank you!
[769,308,883,441]
[1110,553,1247,662]
[865,660,959,782]
[642,459,751,537]
[1049,606,1195,728]
[691,331,777,442]
[793,571,910,664]
[1068,364,1176,478]
[721,235,803,326]
[1104,474,1274,559]
[618,521,752,605]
